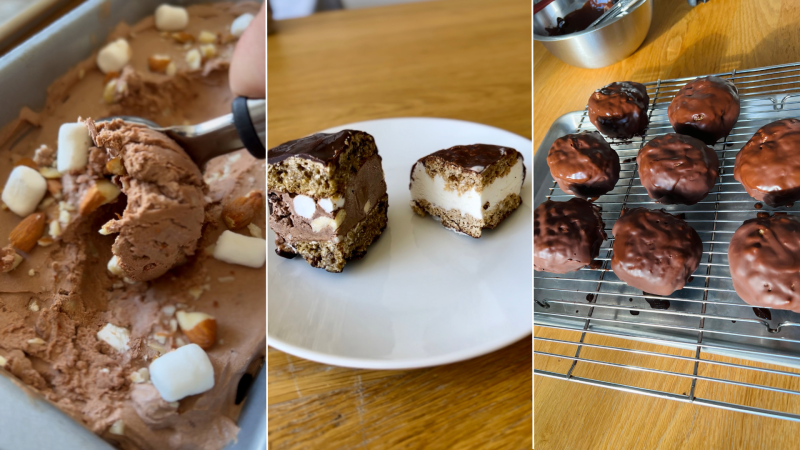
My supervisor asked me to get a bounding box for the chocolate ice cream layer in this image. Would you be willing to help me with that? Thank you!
[268,154,386,243]
[0,3,264,450]
[88,119,206,282]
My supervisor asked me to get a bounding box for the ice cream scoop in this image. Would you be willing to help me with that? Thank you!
[100,97,264,166]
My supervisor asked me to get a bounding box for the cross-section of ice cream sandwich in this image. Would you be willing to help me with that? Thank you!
[410,144,525,238]
[267,130,389,272]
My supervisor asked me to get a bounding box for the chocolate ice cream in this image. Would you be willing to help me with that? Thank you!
[0,3,264,450]
[88,119,206,282]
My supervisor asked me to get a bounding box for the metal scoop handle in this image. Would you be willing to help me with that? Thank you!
[106,97,265,166]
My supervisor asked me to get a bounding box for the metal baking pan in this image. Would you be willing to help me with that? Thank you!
[534,64,800,371]
[0,1,266,449]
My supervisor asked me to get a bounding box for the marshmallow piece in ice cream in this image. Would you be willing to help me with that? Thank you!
[231,13,254,38]
[96,39,132,74]
[213,230,266,268]
[2,166,47,217]
[155,4,189,32]
[149,343,215,402]
[57,122,91,173]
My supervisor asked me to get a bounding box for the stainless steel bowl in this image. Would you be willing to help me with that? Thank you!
[533,0,653,69]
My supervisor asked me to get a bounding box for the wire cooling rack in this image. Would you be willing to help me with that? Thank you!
[534,62,800,421]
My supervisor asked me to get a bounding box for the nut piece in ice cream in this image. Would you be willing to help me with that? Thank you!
[185,48,202,71]
[9,212,46,252]
[149,343,215,402]
[88,118,206,282]
[171,31,195,44]
[106,157,126,176]
[213,230,267,268]
[96,38,132,74]
[176,311,217,349]
[147,54,172,73]
[96,323,131,352]
[0,246,23,273]
[222,190,263,229]
[231,13,254,38]
[2,166,47,217]
[155,4,189,31]
[79,179,121,215]
[57,122,91,173]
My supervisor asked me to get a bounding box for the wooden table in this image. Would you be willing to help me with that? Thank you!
[268,1,531,448]
[535,1,800,448]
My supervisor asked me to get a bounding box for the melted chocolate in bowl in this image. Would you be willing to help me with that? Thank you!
[545,0,617,36]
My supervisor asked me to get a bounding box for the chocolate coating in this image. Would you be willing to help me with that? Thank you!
[268,130,361,165]
[667,76,740,145]
[547,131,620,199]
[734,118,800,207]
[611,208,702,296]
[637,133,719,205]
[421,144,521,171]
[588,81,650,139]
[544,0,614,36]
[534,198,606,274]
[728,214,800,312]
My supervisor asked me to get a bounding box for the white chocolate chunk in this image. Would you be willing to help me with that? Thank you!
[185,48,202,71]
[2,166,47,217]
[231,13,254,38]
[155,4,189,31]
[57,122,91,173]
[107,255,124,277]
[96,39,132,74]
[96,323,130,352]
[293,195,316,219]
[149,343,214,402]
[109,420,125,436]
[213,230,266,268]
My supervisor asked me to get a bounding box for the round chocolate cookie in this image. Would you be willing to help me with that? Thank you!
[729,214,800,312]
[534,198,606,274]
[588,81,650,139]
[546,131,620,199]
[734,118,800,207]
[667,76,740,145]
[611,208,702,296]
[637,133,719,205]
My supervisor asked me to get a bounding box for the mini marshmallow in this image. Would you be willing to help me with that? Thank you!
[97,323,130,352]
[2,166,47,217]
[318,196,345,213]
[293,195,316,219]
[96,38,132,74]
[213,230,266,268]
[231,13,254,38]
[149,343,214,402]
[57,122,91,173]
[155,4,189,32]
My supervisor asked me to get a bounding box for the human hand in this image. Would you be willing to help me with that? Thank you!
[229,4,266,98]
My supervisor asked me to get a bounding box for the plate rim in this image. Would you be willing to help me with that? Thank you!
[268,116,533,369]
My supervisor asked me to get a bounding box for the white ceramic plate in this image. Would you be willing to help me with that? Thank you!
[267,117,532,369]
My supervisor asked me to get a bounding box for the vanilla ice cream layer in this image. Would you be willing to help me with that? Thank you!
[411,156,524,220]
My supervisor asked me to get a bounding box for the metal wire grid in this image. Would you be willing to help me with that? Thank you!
[534,62,800,421]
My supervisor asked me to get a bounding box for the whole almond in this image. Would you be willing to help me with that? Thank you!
[9,212,46,252]
[221,190,264,230]
[176,311,217,349]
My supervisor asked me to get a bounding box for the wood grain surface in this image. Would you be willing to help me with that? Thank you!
[268,1,532,449]
[535,1,800,448]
